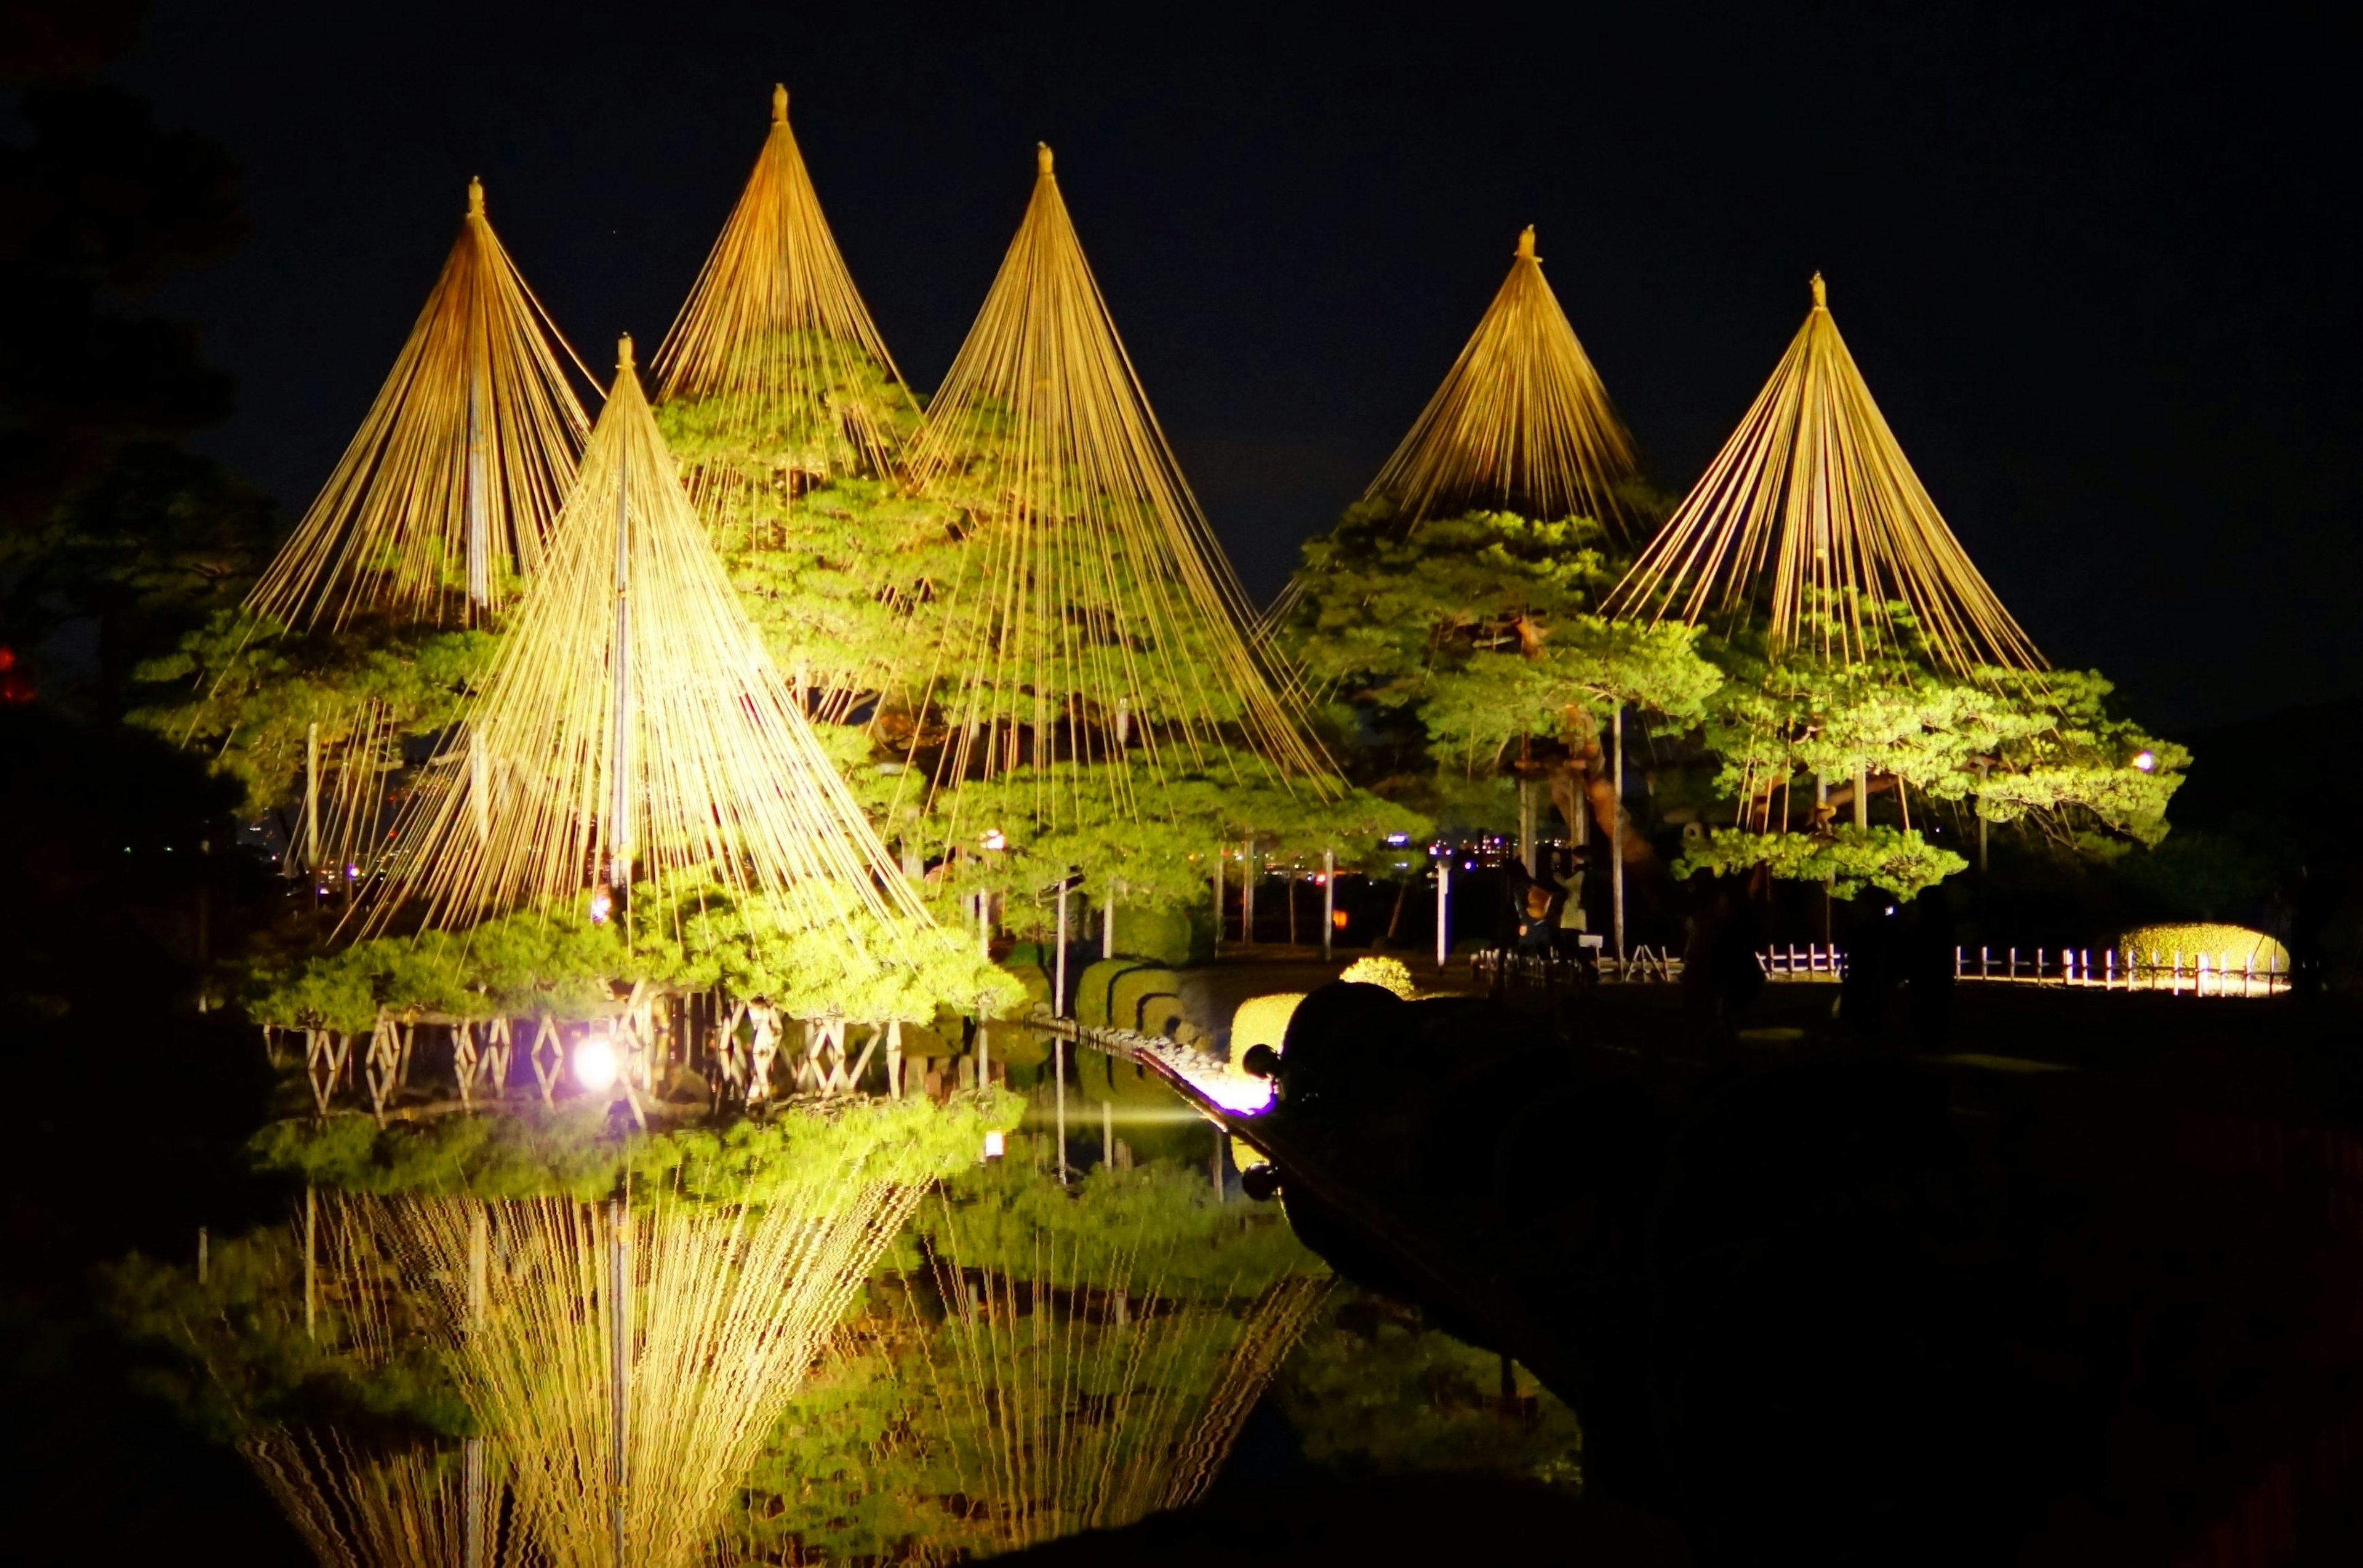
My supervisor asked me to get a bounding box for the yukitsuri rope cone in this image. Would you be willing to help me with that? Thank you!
[1260,223,1644,639]
[902,143,1337,838]
[362,335,926,946]
[249,178,590,632]
[1367,225,1644,540]
[650,86,922,720]
[229,179,588,886]
[653,84,917,497]
[1607,273,2045,678]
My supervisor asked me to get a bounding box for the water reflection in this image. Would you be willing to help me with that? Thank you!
[732,1143,1327,1561]
[121,1062,1580,1564]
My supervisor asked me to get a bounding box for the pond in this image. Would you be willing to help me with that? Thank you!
[114,1049,1581,1567]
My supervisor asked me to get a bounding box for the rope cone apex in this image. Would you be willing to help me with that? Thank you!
[1354,225,1642,537]
[617,332,635,373]
[1607,278,2044,675]
[244,175,589,630]
[904,143,1338,831]
[771,82,788,123]
[1037,141,1054,176]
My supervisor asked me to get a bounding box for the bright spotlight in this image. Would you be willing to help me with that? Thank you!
[980,828,1007,851]
[982,1129,1006,1161]
[574,1033,618,1092]
[2131,749,2157,773]
[588,888,612,925]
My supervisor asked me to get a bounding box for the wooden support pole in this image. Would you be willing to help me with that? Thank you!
[1853,764,1869,830]
[464,1202,487,1568]
[1102,1098,1113,1167]
[1211,849,1223,955]
[1054,879,1070,1016]
[303,1186,317,1341]
[1322,849,1336,961]
[1102,879,1117,960]
[1054,1034,1069,1183]
[1242,840,1257,946]
[1612,708,1627,969]
[303,721,320,882]
[1435,855,1452,970]
[607,1191,630,1568]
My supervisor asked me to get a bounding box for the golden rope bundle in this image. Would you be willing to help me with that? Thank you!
[1609,274,2044,675]
[652,84,917,496]
[903,143,1336,833]
[364,337,927,939]
[1367,225,1643,537]
[247,178,589,631]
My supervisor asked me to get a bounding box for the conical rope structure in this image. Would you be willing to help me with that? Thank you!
[1261,224,1644,646]
[650,86,924,721]
[1607,274,2044,678]
[653,84,917,497]
[1366,225,1643,539]
[248,178,590,633]
[901,144,1337,842]
[361,336,928,954]
[222,179,588,890]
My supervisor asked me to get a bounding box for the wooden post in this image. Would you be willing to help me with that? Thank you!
[303,721,320,884]
[1102,879,1117,960]
[1435,855,1451,970]
[607,1191,630,1568]
[1054,1034,1069,1183]
[1102,1098,1114,1168]
[1322,849,1335,961]
[1054,880,1070,1017]
[198,1226,209,1286]
[1211,849,1223,955]
[1518,777,1538,878]
[1242,839,1257,946]
[303,1186,317,1341]
[1210,1119,1226,1201]
[1853,764,1869,830]
[1612,708,1627,970]
[464,1202,487,1568]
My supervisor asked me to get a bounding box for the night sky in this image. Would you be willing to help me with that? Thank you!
[118,1,2354,732]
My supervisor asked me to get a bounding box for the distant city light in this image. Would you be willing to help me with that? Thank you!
[1386,833,1410,846]
[982,1129,1006,1161]
[1331,910,1349,929]
[588,888,613,924]
[980,827,1007,850]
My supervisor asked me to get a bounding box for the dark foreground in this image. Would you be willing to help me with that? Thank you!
[1247,975,2363,1564]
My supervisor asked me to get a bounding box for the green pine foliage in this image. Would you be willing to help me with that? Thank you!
[130,609,497,817]
[249,871,1024,1033]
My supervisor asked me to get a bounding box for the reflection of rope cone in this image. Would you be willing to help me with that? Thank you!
[383,1180,925,1568]
[242,1429,524,1568]
[912,1194,1329,1553]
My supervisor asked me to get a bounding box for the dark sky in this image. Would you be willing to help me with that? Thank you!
[120,0,2354,731]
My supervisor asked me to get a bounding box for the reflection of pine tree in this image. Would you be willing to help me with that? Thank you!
[728,1151,1328,1562]
[242,1428,525,1568]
